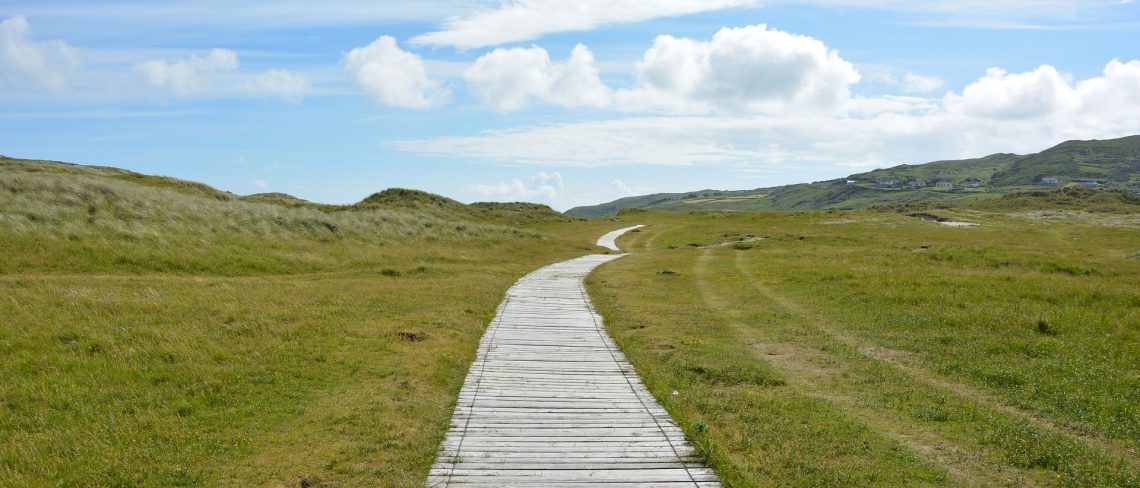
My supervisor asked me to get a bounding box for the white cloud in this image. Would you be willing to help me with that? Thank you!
[134,48,239,98]
[248,69,310,101]
[865,69,946,94]
[411,0,1124,49]
[464,44,610,111]
[459,24,861,114]
[396,59,1140,173]
[533,171,564,192]
[0,15,79,92]
[903,72,946,93]
[616,24,861,114]
[133,49,312,101]
[468,171,565,200]
[344,36,449,109]
[13,1,1127,48]
[413,0,759,49]
[610,179,635,197]
[395,116,772,167]
[944,65,1073,119]
[1068,59,1140,135]
[464,171,652,210]
[252,179,269,189]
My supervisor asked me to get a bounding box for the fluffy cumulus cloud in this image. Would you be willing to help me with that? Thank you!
[464,44,610,111]
[460,24,860,114]
[397,59,1140,171]
[468,171,565,200]
[945,59,1140,133]
[1068,60,1140,135]
[617,24,861,113]
[344,36,449,109]
[944,65,1073,119]
[0,15,79,92]
[414,0,759,49]
[134,48,239,98]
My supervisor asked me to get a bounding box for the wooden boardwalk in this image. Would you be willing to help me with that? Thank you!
[428,226,721,487]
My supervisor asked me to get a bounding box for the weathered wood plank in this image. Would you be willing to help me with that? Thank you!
[427,226,721,487]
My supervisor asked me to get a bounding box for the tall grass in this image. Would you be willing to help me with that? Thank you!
[0,171,529,243]
[0,168,547,276]
[0,160,622,487]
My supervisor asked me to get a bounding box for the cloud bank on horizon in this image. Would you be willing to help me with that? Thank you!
[1,0,1138,210]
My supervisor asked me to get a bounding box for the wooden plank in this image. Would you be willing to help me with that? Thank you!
[428,226,720,487]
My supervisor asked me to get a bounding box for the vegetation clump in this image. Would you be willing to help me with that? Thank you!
[1036,318,1058,336]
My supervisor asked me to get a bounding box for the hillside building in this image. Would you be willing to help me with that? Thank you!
[934,181,954,189]
[960,179,982,188]
[1041,177,1060,185]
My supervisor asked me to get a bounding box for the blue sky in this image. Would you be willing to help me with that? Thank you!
[2,1,1138,210]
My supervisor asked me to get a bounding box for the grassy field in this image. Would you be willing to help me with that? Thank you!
[0,160,626,486]
[587,208,1139,487]
[5,157,1139,487]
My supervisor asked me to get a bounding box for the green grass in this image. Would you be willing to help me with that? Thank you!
[587,209,1139,486]
[5,155,1140,486]
[0,159,621,486]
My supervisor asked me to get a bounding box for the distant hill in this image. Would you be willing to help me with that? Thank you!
[243,192,329,209]
[357,187,464,210]
[356,188,572,224]
[565,136,1140,217]
[468,201,572,225]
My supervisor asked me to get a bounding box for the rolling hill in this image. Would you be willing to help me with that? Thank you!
[0,156,571,229]
[565,135,1140,217]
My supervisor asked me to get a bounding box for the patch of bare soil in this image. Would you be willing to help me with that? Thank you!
[911,213,978,227]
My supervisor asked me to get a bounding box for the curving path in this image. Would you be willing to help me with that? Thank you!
[427,225,720,487]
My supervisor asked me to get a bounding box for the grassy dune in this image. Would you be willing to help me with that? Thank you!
[588,209,1139,486]
[0,160,623,486]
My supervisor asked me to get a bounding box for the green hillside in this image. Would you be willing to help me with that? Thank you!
[565,135,1140,217]
[991,137,1140,186]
